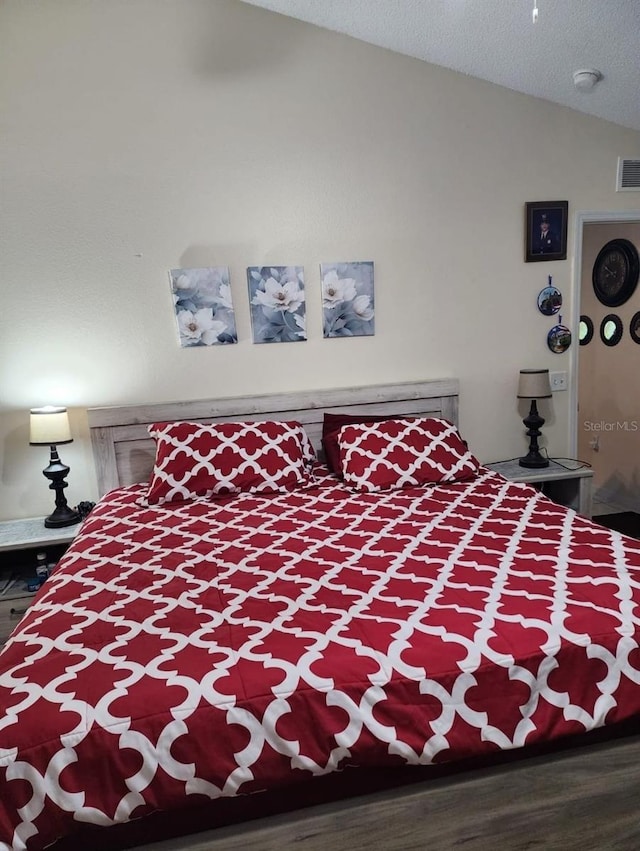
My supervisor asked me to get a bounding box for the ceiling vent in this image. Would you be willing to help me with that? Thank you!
[617,158,640,191]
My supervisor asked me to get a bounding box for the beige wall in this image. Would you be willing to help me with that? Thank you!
[578,222,640,511]
[1,0,640,520]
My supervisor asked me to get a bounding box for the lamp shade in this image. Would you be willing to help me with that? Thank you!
[29,406,73,446]
[517,369,552,400]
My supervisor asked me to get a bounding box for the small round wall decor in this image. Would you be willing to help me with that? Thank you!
[537,285,562,315]
[600,314,623,347]
[630,311,640,345]
[579,315,594,346]
[548,321,572,353]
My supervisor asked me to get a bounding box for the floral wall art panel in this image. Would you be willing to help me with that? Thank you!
[170,266,237,347]
[247,266,306,344]
[321,262,375,338]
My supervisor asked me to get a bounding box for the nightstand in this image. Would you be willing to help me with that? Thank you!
[486,459,593,518]
[0,517,81,647]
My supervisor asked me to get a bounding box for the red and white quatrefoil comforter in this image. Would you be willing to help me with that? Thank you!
[2,467,640,850]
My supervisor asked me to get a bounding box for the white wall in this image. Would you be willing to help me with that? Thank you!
[1,0,639,520]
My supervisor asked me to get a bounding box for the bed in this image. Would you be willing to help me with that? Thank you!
[2,379,640,851]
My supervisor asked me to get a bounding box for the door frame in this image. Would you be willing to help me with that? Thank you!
[569,210,640,457]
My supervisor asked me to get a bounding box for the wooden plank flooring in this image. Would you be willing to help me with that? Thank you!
[137,735,640,851]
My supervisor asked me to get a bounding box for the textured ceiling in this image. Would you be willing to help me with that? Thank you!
[240,0,640,132]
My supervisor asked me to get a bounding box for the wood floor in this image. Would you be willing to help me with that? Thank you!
[593,512,640,539]
[136,733,640,851]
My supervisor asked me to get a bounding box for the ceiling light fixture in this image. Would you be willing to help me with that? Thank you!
[573,69,603,92]
[532,1,539,23]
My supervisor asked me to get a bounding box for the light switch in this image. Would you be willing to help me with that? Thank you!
[550,371,568,391]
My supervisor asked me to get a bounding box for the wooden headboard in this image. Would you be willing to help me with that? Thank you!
[87,379,459,496]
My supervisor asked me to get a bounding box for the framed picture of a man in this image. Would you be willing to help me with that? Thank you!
[525,200,568,262]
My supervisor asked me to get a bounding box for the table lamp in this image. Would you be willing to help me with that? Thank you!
[29,406,81,528]
[517,369,552,468]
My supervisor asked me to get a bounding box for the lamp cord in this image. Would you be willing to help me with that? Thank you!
[487,451,592,470]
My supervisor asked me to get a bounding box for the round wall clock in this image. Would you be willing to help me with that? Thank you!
[592,238,640,307]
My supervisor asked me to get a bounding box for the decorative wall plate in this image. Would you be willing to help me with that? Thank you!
[600,314,623,347]
[592,238,640,307]
[537,285,562,315]
[630,311,640,345]
[548,323,571,354]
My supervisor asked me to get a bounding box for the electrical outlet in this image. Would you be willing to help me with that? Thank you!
[550,370,568,391]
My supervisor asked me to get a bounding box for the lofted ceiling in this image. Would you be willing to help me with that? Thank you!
[240,0,640,133]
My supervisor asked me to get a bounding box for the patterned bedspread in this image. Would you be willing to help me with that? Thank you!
[2,467,640,850]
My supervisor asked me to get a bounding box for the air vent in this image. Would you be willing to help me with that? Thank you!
[617,158,640,191]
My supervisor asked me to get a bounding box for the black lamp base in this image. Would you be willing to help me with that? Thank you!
[44,504,81,528]
[519,451,550,469]
[42,446,82,528]
[519,399,549,469]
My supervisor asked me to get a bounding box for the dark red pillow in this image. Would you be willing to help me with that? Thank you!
[322,412,398,475]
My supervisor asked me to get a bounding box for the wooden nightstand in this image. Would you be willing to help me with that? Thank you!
[0,518,81,647]
[486,459,594,518]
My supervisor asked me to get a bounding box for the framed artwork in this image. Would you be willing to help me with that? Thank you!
[321,262,375,338]
[169,267,237,347]
[247,266,306,343]
[525,201,568,262]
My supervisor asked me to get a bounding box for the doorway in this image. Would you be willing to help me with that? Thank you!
[572,212,640,516]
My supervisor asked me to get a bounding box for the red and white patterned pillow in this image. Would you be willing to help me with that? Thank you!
[321,411,402,476]
[338,417,479,492]
[145,420,316,505]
